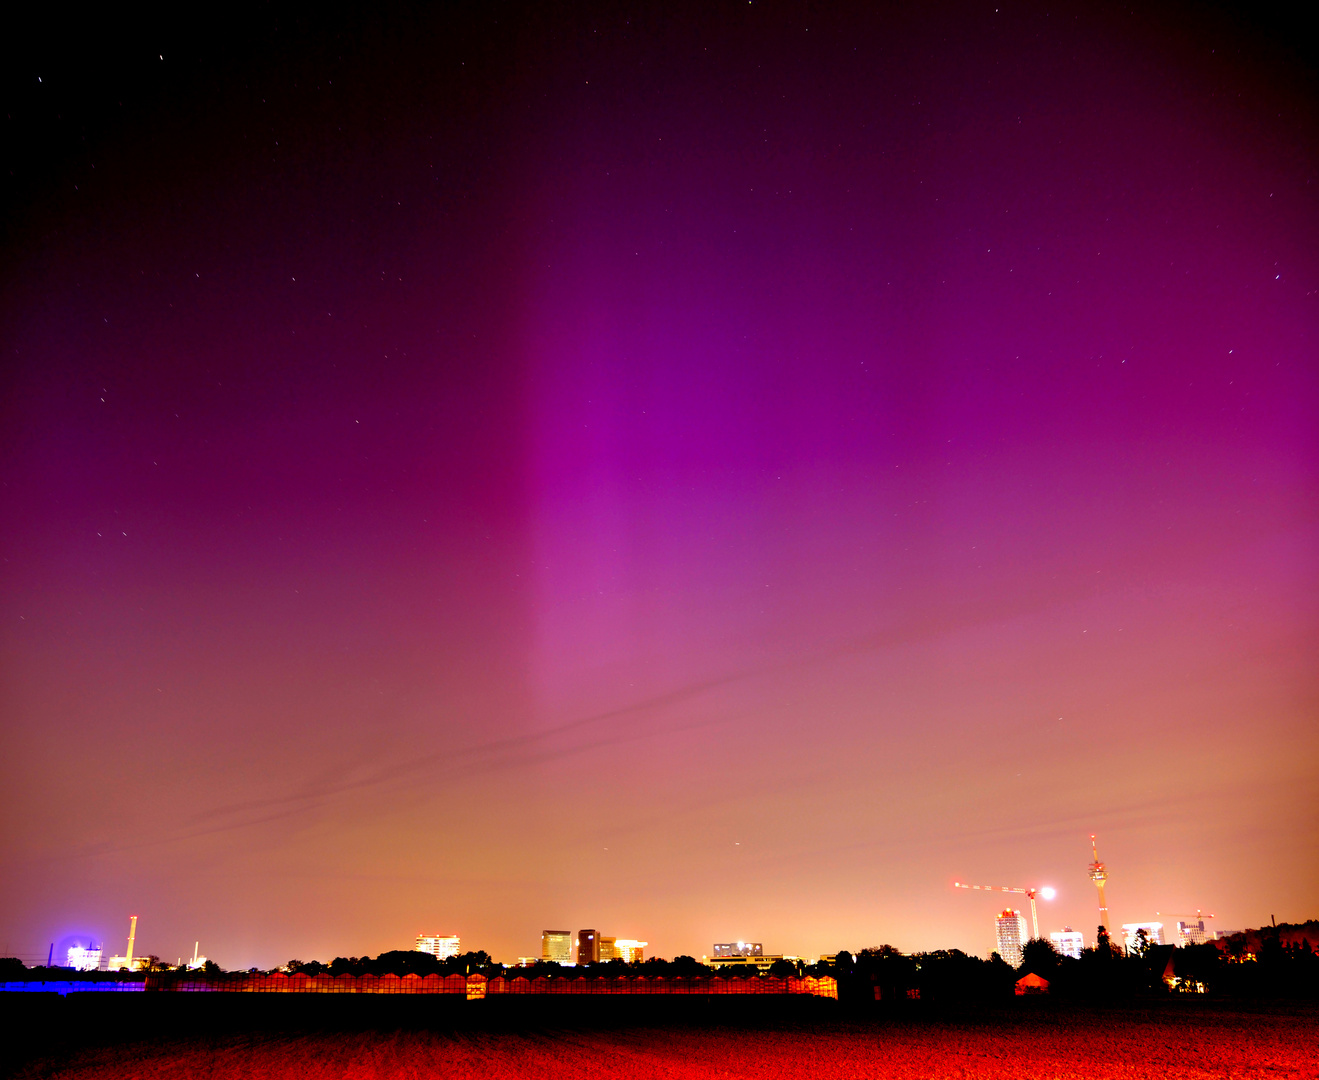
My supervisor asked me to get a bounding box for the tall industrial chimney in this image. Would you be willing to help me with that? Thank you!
[126,915,138,968]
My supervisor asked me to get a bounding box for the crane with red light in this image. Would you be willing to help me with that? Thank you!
[953,881,1056,940]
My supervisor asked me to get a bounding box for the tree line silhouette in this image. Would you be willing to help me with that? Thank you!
[4,920,1315,999]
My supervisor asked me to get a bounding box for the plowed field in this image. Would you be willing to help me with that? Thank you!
[10,1005,1317,1079]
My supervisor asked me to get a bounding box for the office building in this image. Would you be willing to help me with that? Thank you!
[1050,927,1084,960]
[708,952,789,972]
[541,930,572,964]
[996,909,1029,967]
[597,935,618,962]
[66,944,103,971]
[614,939,647,964]
[415,934,461,960]
[713,942,763,958]
[1121,923,1164,951]
[1176,918,1211,946]
[577,929,599,965]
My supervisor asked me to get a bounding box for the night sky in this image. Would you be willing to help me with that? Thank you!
[2,2,1316,969]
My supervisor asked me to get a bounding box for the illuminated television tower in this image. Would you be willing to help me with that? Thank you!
[1088,835,1110,930]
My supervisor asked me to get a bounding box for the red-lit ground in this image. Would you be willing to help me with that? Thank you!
[12,1007,1319,1079]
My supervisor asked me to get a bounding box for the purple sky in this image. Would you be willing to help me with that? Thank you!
[2,3,1316,968]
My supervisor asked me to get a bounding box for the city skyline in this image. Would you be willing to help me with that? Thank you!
[2,2,1316,971]
[11,862,1251,972]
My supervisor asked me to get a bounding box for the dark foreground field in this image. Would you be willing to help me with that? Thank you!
[4,998,1317,1079]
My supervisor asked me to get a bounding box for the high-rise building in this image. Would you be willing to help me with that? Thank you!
[1050,927,1084,960]
[598,935,617,962]
[1176,918,1210,946]
[66,943,103,971]
[541,930,572,963]
[713,942,764,957]
[996,909,1029,967]
[614,939,647,964]
[577,929,599,965]
[1121,923,1164,951]
[415,934,461,960]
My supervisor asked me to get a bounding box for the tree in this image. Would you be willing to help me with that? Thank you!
[768,958,798,979]
[1095,925,1115,959]
[202,959,221,976]
[456,950,494,975]
[856,946,919,1000]
[1132,927,1151,958]
[1020,937,1060,976]
[668,955,709,977]
[915,949,1012,1002]
[1173,943,1220,992]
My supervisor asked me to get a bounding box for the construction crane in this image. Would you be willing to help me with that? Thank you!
[953,881,1055,939]
[1088,835,1110,930]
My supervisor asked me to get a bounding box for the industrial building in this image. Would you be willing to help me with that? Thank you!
[66,943,103,971]
[415,934,461,960]
[106,916,148,972]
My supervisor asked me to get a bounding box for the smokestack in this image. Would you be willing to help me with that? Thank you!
[126,915,138,967]
[47,943,53,968]
[193,942,199,966]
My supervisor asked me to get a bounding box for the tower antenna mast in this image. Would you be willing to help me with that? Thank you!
[1088,836,1110,930]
